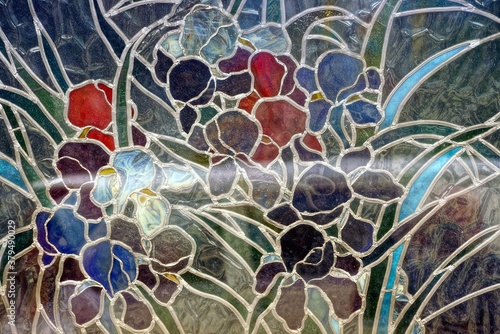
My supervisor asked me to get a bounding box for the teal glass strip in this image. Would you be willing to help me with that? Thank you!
[380,44,469,130]
[378,147,461,333]
[0,159,28,192]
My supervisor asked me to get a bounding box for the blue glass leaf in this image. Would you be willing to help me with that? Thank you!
[91,0,125,57]
[40,31,69,92]
[266,0,281,23]
[238,0,263,29]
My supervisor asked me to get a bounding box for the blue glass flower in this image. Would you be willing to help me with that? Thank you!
[82,240,137,296]
[93,149,157,210]
[36,208,87,256]
[302,51,384,130]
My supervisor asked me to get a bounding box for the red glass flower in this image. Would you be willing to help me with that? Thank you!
[67,82,113,130]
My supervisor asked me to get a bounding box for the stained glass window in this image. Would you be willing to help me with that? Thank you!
[0,1,499,333]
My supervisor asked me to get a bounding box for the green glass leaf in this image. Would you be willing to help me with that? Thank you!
[199,106,218,125]
[195,213,263,271]
[364,0,399,67]
[1,103,27,152]
[229,216,274,253]
[266,0,281,24]
[137,286,181,334]
[182,271,248,320]
[248,277,283,334]
[157,137,210,168]
[92,0,125,57]
[380,43,470,129]
[303,315,324,334]
[40,31,69,92]
[399,143,452,187]
[288,9,344,62]
[394,273,443,334]
[20,155,52,208]
[0,90,64,143]
[0,229,33,284]
[307,287,335,334]
[451,125,496,143]
[376,202,398,240]
[0,34,7,59]
[216,205,282,234]
[363,258,388,330]
[12,58,74,138]
[371,124,456,150]
[471,142,500,169]
[116,49,132,148]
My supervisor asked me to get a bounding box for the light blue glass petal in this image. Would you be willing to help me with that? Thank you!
[200,25,239,64]
[161,32,184,58]
[113,150,155,207]
[181,7,235,61]
[163,165,197,191]
[0,159,28,191]
[134,194,170,236]
[93,174,116,205]
[242,25,290,53]
[380,43,469,129]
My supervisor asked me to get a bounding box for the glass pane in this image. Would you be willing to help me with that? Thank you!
[0,1,498,333]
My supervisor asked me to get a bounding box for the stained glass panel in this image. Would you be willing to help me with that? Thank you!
[0,1,499,333]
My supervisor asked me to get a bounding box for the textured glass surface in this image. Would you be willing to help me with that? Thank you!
[0,1,498,333]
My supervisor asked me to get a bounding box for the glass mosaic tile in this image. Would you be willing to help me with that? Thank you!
[0,1,498,333]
